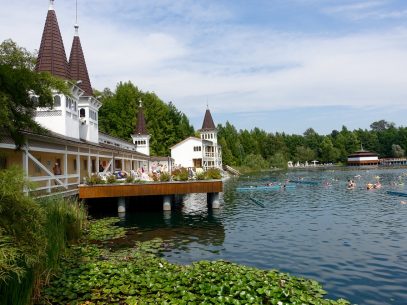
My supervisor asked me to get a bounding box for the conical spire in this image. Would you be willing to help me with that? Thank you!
[134,101,148,135]
[68,24,93,96]
[201,108,216,131]
[35,1,70,79]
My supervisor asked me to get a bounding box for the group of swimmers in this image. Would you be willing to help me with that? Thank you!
[347,179,381,190]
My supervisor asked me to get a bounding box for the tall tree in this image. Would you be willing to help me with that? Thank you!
[98,81,194,156]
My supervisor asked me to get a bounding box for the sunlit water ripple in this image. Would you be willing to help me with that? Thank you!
[95,168,407,305]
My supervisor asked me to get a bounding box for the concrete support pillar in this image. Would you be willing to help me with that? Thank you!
[118,197,126,214]
[207,192,220,209]
[163,210,171,225]
[163,195,171,211]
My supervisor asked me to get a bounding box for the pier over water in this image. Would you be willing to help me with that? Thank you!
[79,180,223,212]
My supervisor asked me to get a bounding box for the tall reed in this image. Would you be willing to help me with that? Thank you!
[0,167,87,305]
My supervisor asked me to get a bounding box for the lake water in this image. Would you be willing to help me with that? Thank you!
[93,168,407,305]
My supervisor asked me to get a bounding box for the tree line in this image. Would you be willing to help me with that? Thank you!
[217,120,407,169]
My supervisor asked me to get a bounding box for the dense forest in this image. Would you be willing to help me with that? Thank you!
[96,82,195,156]
[217,120,407,169]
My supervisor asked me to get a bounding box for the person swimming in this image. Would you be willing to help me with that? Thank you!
[347,179,355,189]
[366,183,374,190]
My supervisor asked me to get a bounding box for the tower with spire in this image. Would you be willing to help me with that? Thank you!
[131,101,151,156]
[68,14,101,143]
[34,0,81,139]
[34,0,101,143]
[199,106,222,170]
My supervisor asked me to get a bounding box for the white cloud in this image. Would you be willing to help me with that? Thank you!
[1,0,407,128]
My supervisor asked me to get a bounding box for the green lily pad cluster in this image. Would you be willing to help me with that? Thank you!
[86,218,127,241]
[40,219,351,305]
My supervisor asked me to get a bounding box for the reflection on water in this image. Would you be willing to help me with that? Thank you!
[88,168,407,305]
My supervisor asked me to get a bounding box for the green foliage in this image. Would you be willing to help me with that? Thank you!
[270,152,288,169]
[218,119,407,169]
[106,174,117,184]
[391,144,405,158]
[40,219,351,305]
[205,168,222,179]
[159,171,171,182]
[87,218,126,241]
[171,167,189,181]
[195,171,206,180]
[242,153,270,171]
[98,82,194,156]
[0,39,69,148]
[0,167,86,305]
[85,174,104,185]
[39,197,87,269]
[125,176,135,183]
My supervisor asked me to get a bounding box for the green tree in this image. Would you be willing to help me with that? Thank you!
[319,137,339,163]
[294,145,316,163]
[98,81,194,156]
[0,39,68,148]
[391,144,405,158]
[370,120,395,132]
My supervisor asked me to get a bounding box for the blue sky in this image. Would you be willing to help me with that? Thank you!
[1,0,407,134]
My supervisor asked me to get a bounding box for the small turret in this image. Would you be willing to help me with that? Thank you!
[131,101,151,156]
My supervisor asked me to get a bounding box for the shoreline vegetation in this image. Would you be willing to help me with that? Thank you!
[0,168,350,305]
[39,218,351,305]
[0,167,86,305]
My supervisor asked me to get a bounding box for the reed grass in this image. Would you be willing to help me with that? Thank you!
[0,167,87,305]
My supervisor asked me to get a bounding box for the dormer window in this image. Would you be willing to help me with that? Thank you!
[80,108,85,118]
[53,95,61,107]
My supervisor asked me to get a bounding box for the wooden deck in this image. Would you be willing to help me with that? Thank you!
[78,180,223,199]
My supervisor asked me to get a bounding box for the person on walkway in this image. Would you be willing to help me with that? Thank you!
[53,162,61,185]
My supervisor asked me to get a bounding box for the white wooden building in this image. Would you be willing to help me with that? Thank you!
[171,108,222,170]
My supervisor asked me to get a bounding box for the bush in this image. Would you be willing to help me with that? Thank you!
[106,174,117,184]
[195,171,206,180]
[205,168,222,179]
[159,172,171,182]
[0,167,87,305]
[171,167,189,181]
[125,176,134,183]
[85,174,103,185]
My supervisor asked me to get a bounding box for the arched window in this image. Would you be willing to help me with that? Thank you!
[53,95,61,107]
[80,108,85,118]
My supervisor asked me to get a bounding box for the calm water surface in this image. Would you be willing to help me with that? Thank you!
[95,168,407,305]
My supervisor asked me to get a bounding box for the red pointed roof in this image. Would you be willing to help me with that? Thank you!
[68,25,93,96]
[35,4,70,79]
[134,102,148,135]
[201,108,216,131]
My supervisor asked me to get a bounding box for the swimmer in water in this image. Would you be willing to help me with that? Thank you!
[347,179,355,189]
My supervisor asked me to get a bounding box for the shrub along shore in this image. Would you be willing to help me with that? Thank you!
[0,167,86,305]
[0,168,350,305]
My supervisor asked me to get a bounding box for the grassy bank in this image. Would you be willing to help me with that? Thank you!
[39,218,351,305]
[0,167,87,305]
